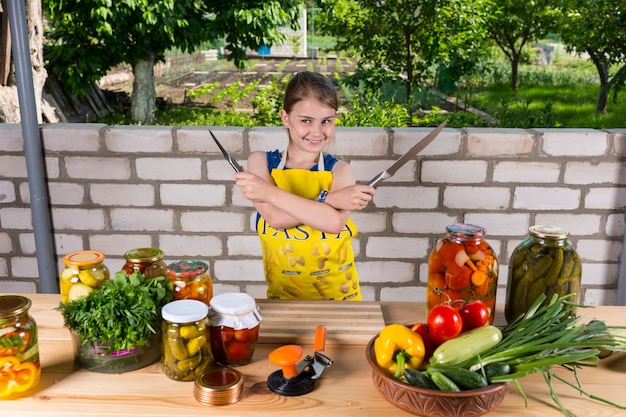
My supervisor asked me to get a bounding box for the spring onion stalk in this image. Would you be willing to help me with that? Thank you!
[457,293,626,416]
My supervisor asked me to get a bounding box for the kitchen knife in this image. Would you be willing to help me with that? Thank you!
[209,129,243,172]
[367,120,446,187]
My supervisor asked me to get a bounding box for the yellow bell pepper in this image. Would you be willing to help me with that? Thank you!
[0,356,39,398]
[374,323,425,378]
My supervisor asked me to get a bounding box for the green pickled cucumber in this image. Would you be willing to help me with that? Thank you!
[167,337,188,361]
[510,249,527,270]
[186,335,206,356]
[506,270,532,321]
[558,251,576,282]
[180,323,206,339]
[177,354,201,372]
[543,248,563,286]
[525,279,547,311]
[530,254,553,279]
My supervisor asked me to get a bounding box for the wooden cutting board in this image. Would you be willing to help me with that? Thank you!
[256,299,385,345]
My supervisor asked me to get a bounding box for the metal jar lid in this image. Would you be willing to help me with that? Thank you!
[529,225,570,240]
[446,223,486,239]
[166,260,209,278]
[0,295,32,319]
[62,250,106,267]
[194,367,244,406]
[124,247,164,263]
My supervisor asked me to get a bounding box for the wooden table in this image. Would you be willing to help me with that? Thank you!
[3,294,626,416]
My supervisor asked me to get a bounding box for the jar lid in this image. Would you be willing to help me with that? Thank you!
[529,225,570,240]
[167,260,208,278]
[124,248,164,263]
[161,299,209,323]
[62,250,106,267]
[446,223,486,238]
[208,293,262,329]
[194,367,244,406]
[0,295,31,319]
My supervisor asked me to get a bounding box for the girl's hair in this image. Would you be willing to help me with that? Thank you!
[283,71,338,113]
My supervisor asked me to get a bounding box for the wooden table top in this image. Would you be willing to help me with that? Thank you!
[3,294,626,416]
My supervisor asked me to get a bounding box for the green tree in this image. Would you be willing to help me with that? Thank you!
[318,0,493,116]
[558,0,626,113]
[44,0,304,123]
[487,0,560,90]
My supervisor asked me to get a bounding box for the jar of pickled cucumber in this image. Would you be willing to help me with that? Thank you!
[161,299,211,381]
[60,250,110,303]
[122,247,167,278]
[166,260,213,306]
[426,224,499,323]
[0,295,40,399]
[208,293,262,367]
[505,225,581,323]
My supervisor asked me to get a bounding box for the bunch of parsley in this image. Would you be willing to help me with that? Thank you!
[58,270,173,353]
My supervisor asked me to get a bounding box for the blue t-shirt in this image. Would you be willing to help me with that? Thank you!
[266,150,338,172]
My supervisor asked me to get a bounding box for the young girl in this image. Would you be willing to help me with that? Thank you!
[234,71,375,300]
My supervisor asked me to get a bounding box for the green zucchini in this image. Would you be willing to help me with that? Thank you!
[427,366,488,390]
[404,369,439,390]
[430,371,461,392]
[430,325,502,366]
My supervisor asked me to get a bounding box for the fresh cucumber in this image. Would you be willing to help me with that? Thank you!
[404,369,439,390]
[430,371,461,392]
[483,362,511,382]
[427,366,488,390]
[431,325,502,366]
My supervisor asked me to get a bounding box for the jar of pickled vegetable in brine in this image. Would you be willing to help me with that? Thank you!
[505,225,581,323]
[122,247,167,278]
[427,224,499,323]
[166,260,213,306]
[0,295,40,399]
[161,300,211,381]
[60,250,110,303]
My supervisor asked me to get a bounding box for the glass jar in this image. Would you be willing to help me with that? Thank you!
[208,293,262,367]
[0,295,40,399]
[161,300,211,381]
[60,250,110,303]
[122,247,167,278]
[427,223,499,323]
[166,260,213,306]
[505,225,582,323]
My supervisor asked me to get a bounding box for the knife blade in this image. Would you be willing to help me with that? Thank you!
[209,129,243,172]
[367,120,446,187]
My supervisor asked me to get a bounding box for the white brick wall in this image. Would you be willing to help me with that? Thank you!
[0,124,624,307]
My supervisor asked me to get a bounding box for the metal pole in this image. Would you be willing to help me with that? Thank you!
[617,213,626,305]
[6,0,58,293]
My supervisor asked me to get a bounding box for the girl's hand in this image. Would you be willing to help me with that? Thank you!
[235,171,272,203]
[326,185,375,211]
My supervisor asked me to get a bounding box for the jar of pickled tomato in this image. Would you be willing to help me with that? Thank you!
[0,295,40,399]
[166,260,213,306]
[161,300,211,381]
[122,247,167,278]
[208,293,262,367]
[427,223,499,323]
[60,250,110,303]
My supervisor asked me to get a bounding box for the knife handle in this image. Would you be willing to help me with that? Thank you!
[367,171,388,188]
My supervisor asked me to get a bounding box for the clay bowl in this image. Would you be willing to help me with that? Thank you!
[365,335,507,417]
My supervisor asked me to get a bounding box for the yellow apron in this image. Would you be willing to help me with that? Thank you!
[258,151,361,300]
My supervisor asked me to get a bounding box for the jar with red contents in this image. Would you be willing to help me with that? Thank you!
[166,260,213,306]
[208,293,262,367]
[122,248,167,278]
[426,223,498,323]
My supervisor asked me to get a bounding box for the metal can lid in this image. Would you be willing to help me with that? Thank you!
[446,223,486,239]
[0,295,31,319]
[161,299,209,323]
[62,250,106,267]
[124,248,164,263]
[166,260,209,278]
[208,293,262,330]
[194,367,244,406]
[529,225,570,240]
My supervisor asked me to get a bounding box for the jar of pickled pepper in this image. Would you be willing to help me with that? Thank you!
[0,295,40,399]
[161,300,211,381]
[505,225,581,323]
[60,250,110,303]
[427,224,499,323]
[208,293,262,367]
[166,260,213,306]
[122,247,167,278]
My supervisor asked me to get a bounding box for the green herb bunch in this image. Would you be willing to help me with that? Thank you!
[58,270,173,353]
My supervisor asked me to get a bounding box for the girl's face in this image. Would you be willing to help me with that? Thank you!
[280,97,336,154]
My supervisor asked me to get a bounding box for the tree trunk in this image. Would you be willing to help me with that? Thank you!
[130,52,156,123]
[596,82,609,114]
[510,55,519,91]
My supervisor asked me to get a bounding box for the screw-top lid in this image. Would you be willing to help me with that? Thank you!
[529,225,570,240]
[208,293,262,329]
[446,223,486,239]
[162,299,209,323]
[124,248,164,263]
[167,260,209,278]
[62,250,106,267]
[0,295,31,319]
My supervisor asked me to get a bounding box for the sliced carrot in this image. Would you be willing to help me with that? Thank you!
[471,270,488,286]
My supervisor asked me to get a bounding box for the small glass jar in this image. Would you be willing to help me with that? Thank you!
[208,293,262,367]
[166,260,213,306]
[60,250,110,303]
[505,225,582,323]
[122,247,167,278]
[427,223,499,323]
[161,299,211,381]
[0,295,40,399]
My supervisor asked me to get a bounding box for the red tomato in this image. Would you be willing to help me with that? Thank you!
[427,304,463,345]
[410,322,435,360]
[220,327,235,343]
[225,341,251,362]
[459,300,490,331]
